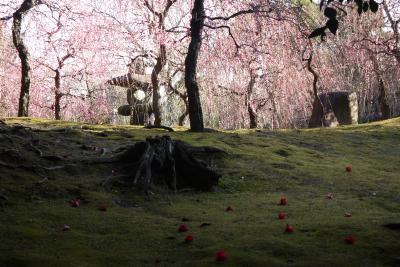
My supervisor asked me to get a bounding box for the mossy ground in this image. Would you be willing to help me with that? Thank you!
[1,117,399,266]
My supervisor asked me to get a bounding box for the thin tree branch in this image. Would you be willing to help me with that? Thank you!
[204,24,240,52]
[205,7,272,21]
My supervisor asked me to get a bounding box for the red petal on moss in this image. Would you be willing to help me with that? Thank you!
[344,236,356,244]
[326,192,334,199]
[178,224,188,232]
[215,250,228,261]
[285,224,294,233]
[278,212,287,220]
[99,203,107,211]
[63,224,70,231]
[185,235,193,243]
[69,199,80,208]
[226,206,234,212]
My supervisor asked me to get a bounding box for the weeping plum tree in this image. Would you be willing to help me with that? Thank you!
[12,0,43,117]
[144,0,177,127]
[184,0,271,131]
[1,0,399,127]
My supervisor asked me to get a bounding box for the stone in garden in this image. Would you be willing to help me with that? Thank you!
[308,91,358,128]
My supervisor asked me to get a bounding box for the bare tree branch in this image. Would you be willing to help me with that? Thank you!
[204,24,240,52]
[205,7,272,21]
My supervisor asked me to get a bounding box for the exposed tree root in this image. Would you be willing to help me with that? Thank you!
[94,135,223,193]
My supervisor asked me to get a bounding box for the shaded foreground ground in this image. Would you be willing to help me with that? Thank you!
[0,117,399,266]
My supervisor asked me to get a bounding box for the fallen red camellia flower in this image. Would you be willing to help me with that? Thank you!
[285,224,294,233]
[178,224,188,232]
[111,169,118,176]
[215,250,228,262]
[185,235,193,243]
[278,212,287,220]
[99,203,107,211]
[280,197,288,205]
[344,236,356,244]
[226,206,234,212]
[63,224,70,231]
[346,166,352,172]
[69,199,80,208]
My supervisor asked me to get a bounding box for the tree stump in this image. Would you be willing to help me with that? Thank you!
[102,135,224,193]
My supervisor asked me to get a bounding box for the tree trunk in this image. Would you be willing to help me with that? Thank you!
[178,110,189,126]
[144,0,176,127]
[167,80,188,127]
[370,51,391,120]
[248,105,257,129]
[395,51,400,65]
[378,79,390,119]
[12,0,41,117]
[270,91,280,129]
[185,0,205,132]
[246,71,257,129]
[151,45,166,127]
[54,69,62,120]
[305,51,325,127]
[12,13,30,117]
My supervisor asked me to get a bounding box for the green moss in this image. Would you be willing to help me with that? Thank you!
[1,117,400,266]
